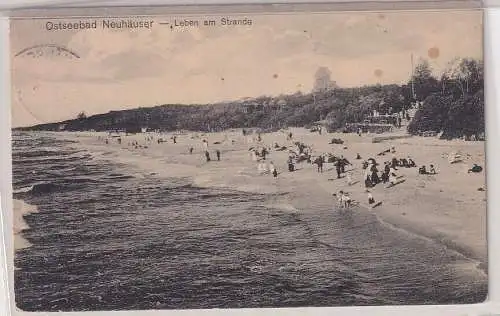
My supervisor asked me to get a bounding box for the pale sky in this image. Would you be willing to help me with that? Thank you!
[10,10,483,127]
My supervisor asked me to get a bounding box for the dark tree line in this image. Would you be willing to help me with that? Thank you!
[407,58,484,139]
[16,59,484,140]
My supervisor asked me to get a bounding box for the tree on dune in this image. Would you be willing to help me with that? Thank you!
[408,57,484,139]
[77,111,87,120]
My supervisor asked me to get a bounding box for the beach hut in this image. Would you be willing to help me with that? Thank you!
[345,122,394,134]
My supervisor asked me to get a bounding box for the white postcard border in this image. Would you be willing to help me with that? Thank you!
[0,2,499,316]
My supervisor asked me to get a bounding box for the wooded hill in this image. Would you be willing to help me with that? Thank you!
[15,58,484,140]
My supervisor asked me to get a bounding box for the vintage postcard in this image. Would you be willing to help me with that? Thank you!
[8,7,486,312]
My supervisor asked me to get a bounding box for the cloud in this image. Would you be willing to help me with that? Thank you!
[12,56,118,84]
[98,49,169,79]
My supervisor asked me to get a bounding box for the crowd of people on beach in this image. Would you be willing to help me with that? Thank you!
[238,129,483,210]
[97,127,484,212]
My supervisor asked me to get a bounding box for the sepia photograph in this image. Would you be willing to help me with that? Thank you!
[9,8,487,312]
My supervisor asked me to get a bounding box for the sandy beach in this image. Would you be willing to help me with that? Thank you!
[44,127,487,268]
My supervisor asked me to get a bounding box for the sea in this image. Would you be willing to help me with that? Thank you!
[11,131,488,312]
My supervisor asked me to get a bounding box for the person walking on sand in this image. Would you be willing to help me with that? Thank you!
[189,147,194,154]
[269,161,278,177]
[336,160,342,179]
[339,155,351,173]
[216,149,221,161]
[315,155,324,173]
[205,150,211,162]
[203,139,208,151]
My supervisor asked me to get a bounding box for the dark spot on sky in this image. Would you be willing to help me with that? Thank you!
[273,74,278,79]
[374,69,383,78]
[428,47,440,59]
[221,77,225,81]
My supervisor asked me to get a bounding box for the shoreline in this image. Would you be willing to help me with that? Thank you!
[13,199,38,252]
[14,128,488,270]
